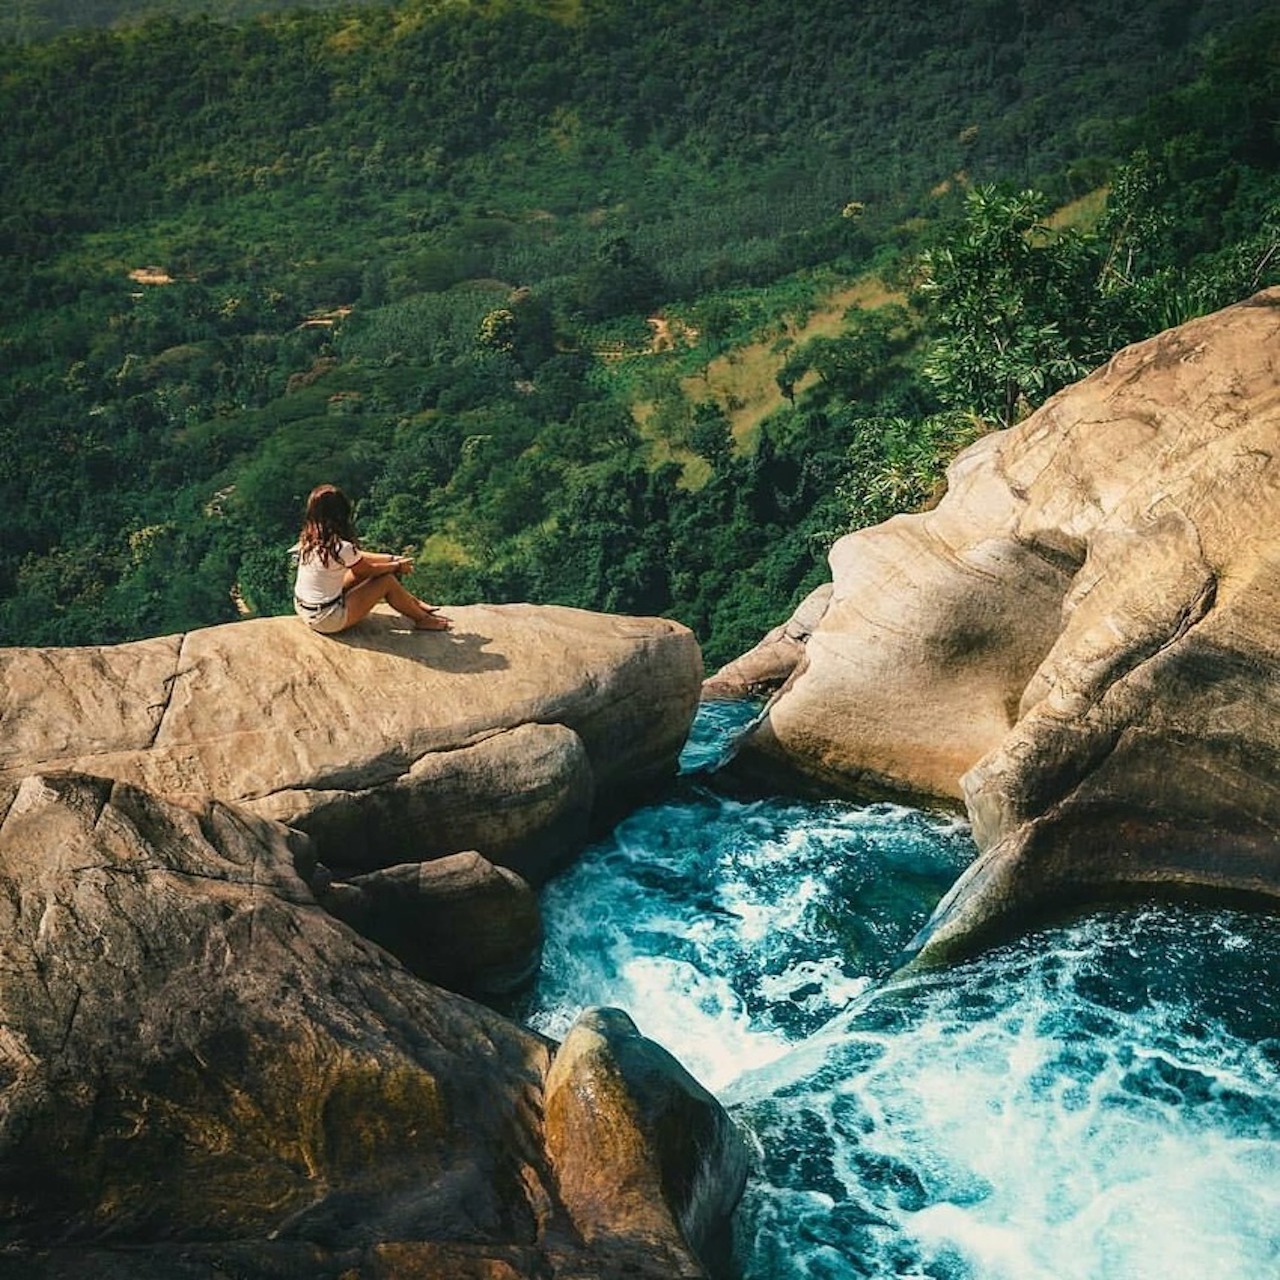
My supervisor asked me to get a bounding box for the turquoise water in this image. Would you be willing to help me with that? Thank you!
[523,704,1280,1279]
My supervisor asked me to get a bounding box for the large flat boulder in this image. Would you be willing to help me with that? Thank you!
[0,771,745,1278]
[0,603,701,886]
[730,288,1280,960]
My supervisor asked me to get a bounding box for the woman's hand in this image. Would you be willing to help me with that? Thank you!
[349,552,411,583]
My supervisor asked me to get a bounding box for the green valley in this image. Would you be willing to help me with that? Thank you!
[1,0,1276,665]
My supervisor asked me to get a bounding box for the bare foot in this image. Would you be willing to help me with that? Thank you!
[414,613,451,631]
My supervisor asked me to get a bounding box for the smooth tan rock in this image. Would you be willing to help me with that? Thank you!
[701,583,832,700]
[252,721,593,885]
[733,434,1070,802]
[733,288,1280,959]
[0,603,701,885]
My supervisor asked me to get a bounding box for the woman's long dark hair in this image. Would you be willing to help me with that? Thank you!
[298,484,358,566]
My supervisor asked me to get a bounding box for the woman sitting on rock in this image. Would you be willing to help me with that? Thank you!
[293,483,450,634]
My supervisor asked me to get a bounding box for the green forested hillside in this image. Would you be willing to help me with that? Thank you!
[1,1,1277,663]
[4,0,373,41]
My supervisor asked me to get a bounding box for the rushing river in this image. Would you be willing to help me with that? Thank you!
[521,703,1280,1280]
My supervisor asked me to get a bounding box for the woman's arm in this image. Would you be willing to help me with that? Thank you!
[349,551,413,580]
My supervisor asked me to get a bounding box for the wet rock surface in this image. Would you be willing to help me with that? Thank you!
[545,1008,751,1279]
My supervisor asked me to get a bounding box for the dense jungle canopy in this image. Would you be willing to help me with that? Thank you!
[1,0,1277,663]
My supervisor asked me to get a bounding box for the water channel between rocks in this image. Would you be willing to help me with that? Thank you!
[518,702,1280,1280]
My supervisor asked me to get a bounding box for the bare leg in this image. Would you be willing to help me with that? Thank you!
[342,573,451,630]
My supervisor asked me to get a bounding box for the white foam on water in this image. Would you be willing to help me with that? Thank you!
[898,1079,1280,1280]
[527,707,1280,1278]
[527,784,967,1094]
[731,909,1280,1279]
[892,1029,1280,1279]
[528,949,794,1090]
[758,957,873,1014]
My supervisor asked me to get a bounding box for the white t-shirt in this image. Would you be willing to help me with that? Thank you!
[294,539,361,606]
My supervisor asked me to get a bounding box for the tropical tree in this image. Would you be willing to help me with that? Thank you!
[917,186,1101,427]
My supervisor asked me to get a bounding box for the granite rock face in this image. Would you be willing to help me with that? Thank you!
[0,603,740,1276]
[731,289,1280,960]
[0,771,552,1264]
[0,603,702,886]
[0,772,746,1279]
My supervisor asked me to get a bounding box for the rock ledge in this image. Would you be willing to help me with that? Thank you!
[1,602,702,885]
[725,288,1280,961]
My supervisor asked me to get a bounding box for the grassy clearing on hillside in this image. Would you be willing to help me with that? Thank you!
[684,274,908,451]
[1047,186,1110,232]
[602,268,915,491]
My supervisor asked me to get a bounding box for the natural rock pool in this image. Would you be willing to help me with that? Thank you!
[521,702,1280,1279]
